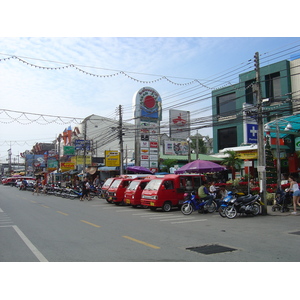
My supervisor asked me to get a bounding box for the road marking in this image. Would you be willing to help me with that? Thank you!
[102,206,116,209]
[159,217,194,221]
[12,225,48,262]
[171,219,207,224]
[57,211,69,216]
[41,205,50,208]
[132,213,154,216]
[31,200,37,203]
[149,215,177,219]
[122,236,160,249]
[80,220,101,228]
[141,214,175,218]
[0,208,3,212]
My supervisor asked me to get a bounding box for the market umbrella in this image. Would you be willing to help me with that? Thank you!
[174,160,226,174]
[127,166,153,174]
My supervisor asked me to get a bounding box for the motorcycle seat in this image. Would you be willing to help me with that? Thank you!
[236,195,256,203]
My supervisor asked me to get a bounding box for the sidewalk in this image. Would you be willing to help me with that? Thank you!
[267,204,300,216]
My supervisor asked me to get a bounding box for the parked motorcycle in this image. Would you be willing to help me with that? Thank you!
[181,191,217,215]
[224,193,262,219]
[218,191,236,217]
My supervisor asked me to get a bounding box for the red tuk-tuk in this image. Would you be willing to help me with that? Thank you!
[107,175,150,205]
[124,175,157,207]
[141,174,206,212]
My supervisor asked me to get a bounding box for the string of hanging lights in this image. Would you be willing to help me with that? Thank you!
[0,109,83,125]
[0,55,218,88]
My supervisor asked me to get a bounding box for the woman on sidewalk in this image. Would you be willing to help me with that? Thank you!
[287,176,300,215]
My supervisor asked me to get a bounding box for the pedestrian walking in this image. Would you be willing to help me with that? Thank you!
[32,177,41,196]
[80,177,90,201]
[93,175,100,188]
[41,177,47,195]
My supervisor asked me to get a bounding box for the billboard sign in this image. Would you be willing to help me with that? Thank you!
[105,150,120,167]
[75,139,91,151]
[133,88,162,169]
[164,141,189,155]
[169,109,190,139]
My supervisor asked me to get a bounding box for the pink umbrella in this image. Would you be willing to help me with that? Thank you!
[174,160,226,174]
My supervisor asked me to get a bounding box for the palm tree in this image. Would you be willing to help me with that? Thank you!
[222,150,242,180]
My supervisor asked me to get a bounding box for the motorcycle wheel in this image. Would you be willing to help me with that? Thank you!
[205,201,217,213]
[225,205,237,219]
[218,207,226,218]
[252,203,260,215]
[181,203,193,215]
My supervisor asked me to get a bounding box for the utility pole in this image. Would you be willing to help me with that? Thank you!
[196,130,199,160]
[83,118,87,176]
[8,144,12,175]
[118,105,124,175]
[254,52,267,215]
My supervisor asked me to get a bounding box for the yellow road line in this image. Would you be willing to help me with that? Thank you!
[80,220,101,228]
[41,205,49,208]
[31,200,37,203]
[122,236,160,249]
[57,211,69,216]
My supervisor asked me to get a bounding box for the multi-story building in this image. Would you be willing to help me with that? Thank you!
[212,58,300,178]
[212,59,292,153]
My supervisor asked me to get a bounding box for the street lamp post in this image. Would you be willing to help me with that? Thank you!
[187,137,192,162]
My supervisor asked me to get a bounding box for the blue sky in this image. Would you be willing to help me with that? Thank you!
[0,2,299,162]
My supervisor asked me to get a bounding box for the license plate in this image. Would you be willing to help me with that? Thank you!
[150,202,154,206]
[108,197,112,200]
[125,199,130,204]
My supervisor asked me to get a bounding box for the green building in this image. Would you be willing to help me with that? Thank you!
[212,59,292,153]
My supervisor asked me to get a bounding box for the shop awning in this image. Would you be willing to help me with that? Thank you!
[266,114,300,138]
[86,167,98,175]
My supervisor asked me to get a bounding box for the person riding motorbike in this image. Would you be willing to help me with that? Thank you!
[198,181,214,206]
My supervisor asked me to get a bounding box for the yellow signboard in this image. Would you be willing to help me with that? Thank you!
[71,155,92,165]
[105,150,120,167]
[237,150,258,160]
[60,162,75,172]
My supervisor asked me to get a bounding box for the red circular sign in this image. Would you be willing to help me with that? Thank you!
[144,95,156,109]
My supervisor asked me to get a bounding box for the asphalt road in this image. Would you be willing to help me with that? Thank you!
[1,184,299,262]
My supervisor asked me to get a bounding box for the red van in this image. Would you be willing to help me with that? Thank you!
[107,175,150,205]
[141,174,206,212]
[124,176,157,207]
[101,177,116,202]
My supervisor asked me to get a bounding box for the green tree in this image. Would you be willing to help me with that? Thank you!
[160,159,178,173]
[190,136,207,155]
[222,150,242,180]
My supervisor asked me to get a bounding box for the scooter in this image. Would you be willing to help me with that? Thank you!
[224,194,262,219]
[218,191,236,217]
[181,191,216,215]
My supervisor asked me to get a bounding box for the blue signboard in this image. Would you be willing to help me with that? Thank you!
[75,139,91,151]
[247,124,258,144]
